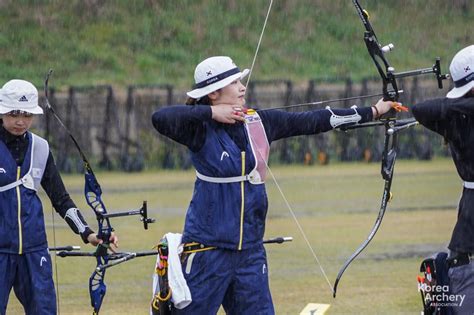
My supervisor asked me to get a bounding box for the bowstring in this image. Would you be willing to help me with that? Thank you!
[245,0,273,90]
[262,159,335,294]
[245,0,334,296]
[45,84,61,314]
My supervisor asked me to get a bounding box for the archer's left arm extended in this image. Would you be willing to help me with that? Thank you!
[41,152,95,243]
[259,106,373,142]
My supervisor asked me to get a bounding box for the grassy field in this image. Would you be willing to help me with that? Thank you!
[7,158,460,314]
[1,1,472,88]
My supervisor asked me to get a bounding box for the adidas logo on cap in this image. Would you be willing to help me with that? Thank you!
[0,79,43,115]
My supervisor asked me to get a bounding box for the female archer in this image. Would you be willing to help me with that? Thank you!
[152,56,394,314]
[0,79,118,315]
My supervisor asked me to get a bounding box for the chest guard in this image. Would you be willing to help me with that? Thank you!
[0,132,49,193]
[244,111,270,184]
[194,111,270,185]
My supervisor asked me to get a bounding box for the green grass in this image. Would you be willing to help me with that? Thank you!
[1,1,472,89]
[7,158,460,314]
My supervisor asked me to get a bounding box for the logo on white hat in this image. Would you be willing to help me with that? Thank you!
[186,56,250,99]
[0,79,43,115]
[465,66,471,73]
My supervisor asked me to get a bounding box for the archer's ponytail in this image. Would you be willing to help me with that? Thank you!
[185,95,212,106]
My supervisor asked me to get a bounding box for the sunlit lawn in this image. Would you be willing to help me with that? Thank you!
[7,158,459,314]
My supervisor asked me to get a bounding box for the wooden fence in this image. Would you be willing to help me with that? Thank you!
[33,76,451,172]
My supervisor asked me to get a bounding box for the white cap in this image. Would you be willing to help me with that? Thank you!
[446,45,474,99]
[187,56,249,99]
[0,79,43,114]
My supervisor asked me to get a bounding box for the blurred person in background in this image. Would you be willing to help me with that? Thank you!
[0,79,117,315]
[413,45,474,315]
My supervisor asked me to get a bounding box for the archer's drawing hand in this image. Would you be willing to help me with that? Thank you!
[211,104,246,124]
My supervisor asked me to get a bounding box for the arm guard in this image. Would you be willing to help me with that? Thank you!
[326,105,362,128]
[64,207,94,243]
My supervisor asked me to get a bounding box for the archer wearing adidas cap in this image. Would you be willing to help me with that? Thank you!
[413,45,474,314]
[0,79,114,314]
[152,56,395,314]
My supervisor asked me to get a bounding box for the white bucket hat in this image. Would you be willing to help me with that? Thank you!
[187,56,249,99]
[446,45,474,99]
[0,79,43,115]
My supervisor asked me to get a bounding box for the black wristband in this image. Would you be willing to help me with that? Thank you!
[80,227,95,244]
